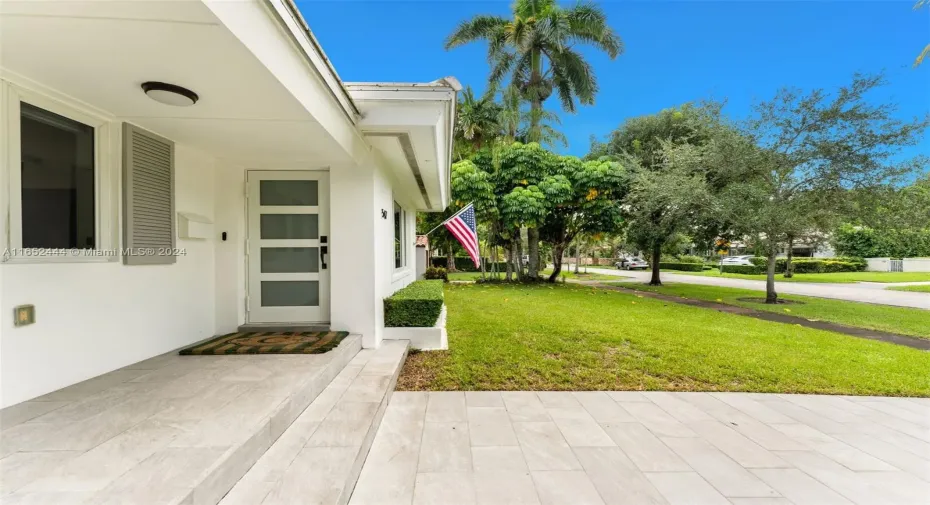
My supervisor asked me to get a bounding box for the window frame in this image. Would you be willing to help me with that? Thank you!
[1,79,116,264]
[393,200,406,270]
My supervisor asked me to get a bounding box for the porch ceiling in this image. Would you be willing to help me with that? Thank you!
[0,0,353,167]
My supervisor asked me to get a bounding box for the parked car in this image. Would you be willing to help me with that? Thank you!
[719,255,755,266]
[616,257,649,270]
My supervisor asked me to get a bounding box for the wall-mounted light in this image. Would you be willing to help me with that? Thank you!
[141,81,199,107]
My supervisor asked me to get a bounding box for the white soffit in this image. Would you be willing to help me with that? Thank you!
[0,0,353,166]
[347,82,457,211]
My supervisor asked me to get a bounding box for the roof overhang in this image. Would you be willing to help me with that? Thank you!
[347,79,460,212]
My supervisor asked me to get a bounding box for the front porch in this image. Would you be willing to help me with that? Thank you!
[0,336,364,504]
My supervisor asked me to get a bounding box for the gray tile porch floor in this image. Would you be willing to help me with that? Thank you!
[0,335,361,505]
[349,391,930,505]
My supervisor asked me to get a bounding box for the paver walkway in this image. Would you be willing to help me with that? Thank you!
[586,268,930,310]
[351,391,930,505]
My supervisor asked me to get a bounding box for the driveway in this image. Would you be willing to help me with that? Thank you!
[587,268,930,310]
[350,391,930,505]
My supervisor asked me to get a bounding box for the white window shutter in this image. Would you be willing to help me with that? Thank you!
[122,123,176,265]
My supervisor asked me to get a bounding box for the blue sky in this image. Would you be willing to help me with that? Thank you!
[298,1,929,160]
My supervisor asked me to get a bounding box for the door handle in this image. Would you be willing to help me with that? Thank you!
[321,236,328,270]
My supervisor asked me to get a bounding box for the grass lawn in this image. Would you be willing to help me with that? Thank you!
[397,283,930,396]
[447,269,623,282]
[887,284,930,293]
[660,269,930,284]
[612,282,930,340]
[447,272,484,281]
[541,268,625,281]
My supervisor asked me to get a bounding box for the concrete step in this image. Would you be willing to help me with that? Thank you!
[1,334,362,505]
[237,324,331,333]
[219,340,410,505]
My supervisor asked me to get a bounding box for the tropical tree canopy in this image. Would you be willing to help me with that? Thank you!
[445,0,622,142]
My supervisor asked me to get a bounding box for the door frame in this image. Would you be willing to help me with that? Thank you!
[244,170,330,325]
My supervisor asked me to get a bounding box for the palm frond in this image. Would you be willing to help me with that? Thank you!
[916,43,930,67]
[488,51,519,86]
[565,3,623,58]
[444,16,509,50]
[553,47,597,105]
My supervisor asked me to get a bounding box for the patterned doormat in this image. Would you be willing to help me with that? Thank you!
[179,331,349,355]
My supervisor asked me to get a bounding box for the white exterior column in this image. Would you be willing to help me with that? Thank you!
[330,161,381,348]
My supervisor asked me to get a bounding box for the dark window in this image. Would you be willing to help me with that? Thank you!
[20,103,95,249]
[394,201,403,268]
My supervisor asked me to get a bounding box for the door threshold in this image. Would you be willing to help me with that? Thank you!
[238,324,331,333]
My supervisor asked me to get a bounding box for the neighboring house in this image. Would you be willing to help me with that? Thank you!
[0,0,457,407]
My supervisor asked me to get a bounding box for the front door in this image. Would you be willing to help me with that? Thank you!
[246,171,329,324]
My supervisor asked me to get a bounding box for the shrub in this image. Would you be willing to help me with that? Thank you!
[721,264,763,275]
[384,280,444,327]
[833,224,930,258]
[430,257,508,272]
[675,255,705,264]
[749,257,768,268]
[423,267,448,282]
[660,262,704,272]
[790,259,862,273]
[748,256,866,273]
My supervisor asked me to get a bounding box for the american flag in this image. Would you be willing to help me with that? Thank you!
[443,204,479,267]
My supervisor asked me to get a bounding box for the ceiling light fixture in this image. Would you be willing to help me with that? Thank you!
[141,81,199,107]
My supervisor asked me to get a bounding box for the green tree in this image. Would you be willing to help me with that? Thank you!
[454,86,502,160]
[591,103,729,285]
[720,74,928,302]
[540,156,627,281]
[624,142,717,285]
[445,0,622,141]
[498,86,567,148]
[445,0,621,278]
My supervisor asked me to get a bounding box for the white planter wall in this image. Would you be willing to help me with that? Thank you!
[382,304,447,350]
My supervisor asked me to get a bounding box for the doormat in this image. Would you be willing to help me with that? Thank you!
[179,331,349,355]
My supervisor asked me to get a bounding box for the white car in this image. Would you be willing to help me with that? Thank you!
[719,255,755,266]
[616,257,649,270]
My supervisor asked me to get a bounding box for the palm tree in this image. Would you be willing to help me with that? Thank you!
[445,0,621,278]
[454,86,502,158]
[445,0,622,142]
[498,86,567,148]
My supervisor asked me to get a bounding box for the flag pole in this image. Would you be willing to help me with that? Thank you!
[423,203,473,236]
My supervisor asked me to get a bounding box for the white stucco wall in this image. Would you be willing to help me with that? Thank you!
[903,258,930,272]
[0,144,217,407]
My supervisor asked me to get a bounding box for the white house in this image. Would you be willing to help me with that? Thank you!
[0,0,457,408]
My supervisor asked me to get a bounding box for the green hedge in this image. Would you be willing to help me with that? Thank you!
[384,280,444,327]
[660,262,704,272]
[833,224,930,258]
[748,256,865,273]
[675,255,705,264]
[430,257,508,272]
[721,264,763,274]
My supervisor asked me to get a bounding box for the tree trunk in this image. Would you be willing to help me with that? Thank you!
[784,235,795,279]
[548,244,565,283]
[527,228,540,279]
[505,246,513,281]
[765,245,779,304]
[574,244,581,273]
[649,242,662,286]
[515,239,525,280]
[446,244,455,272]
